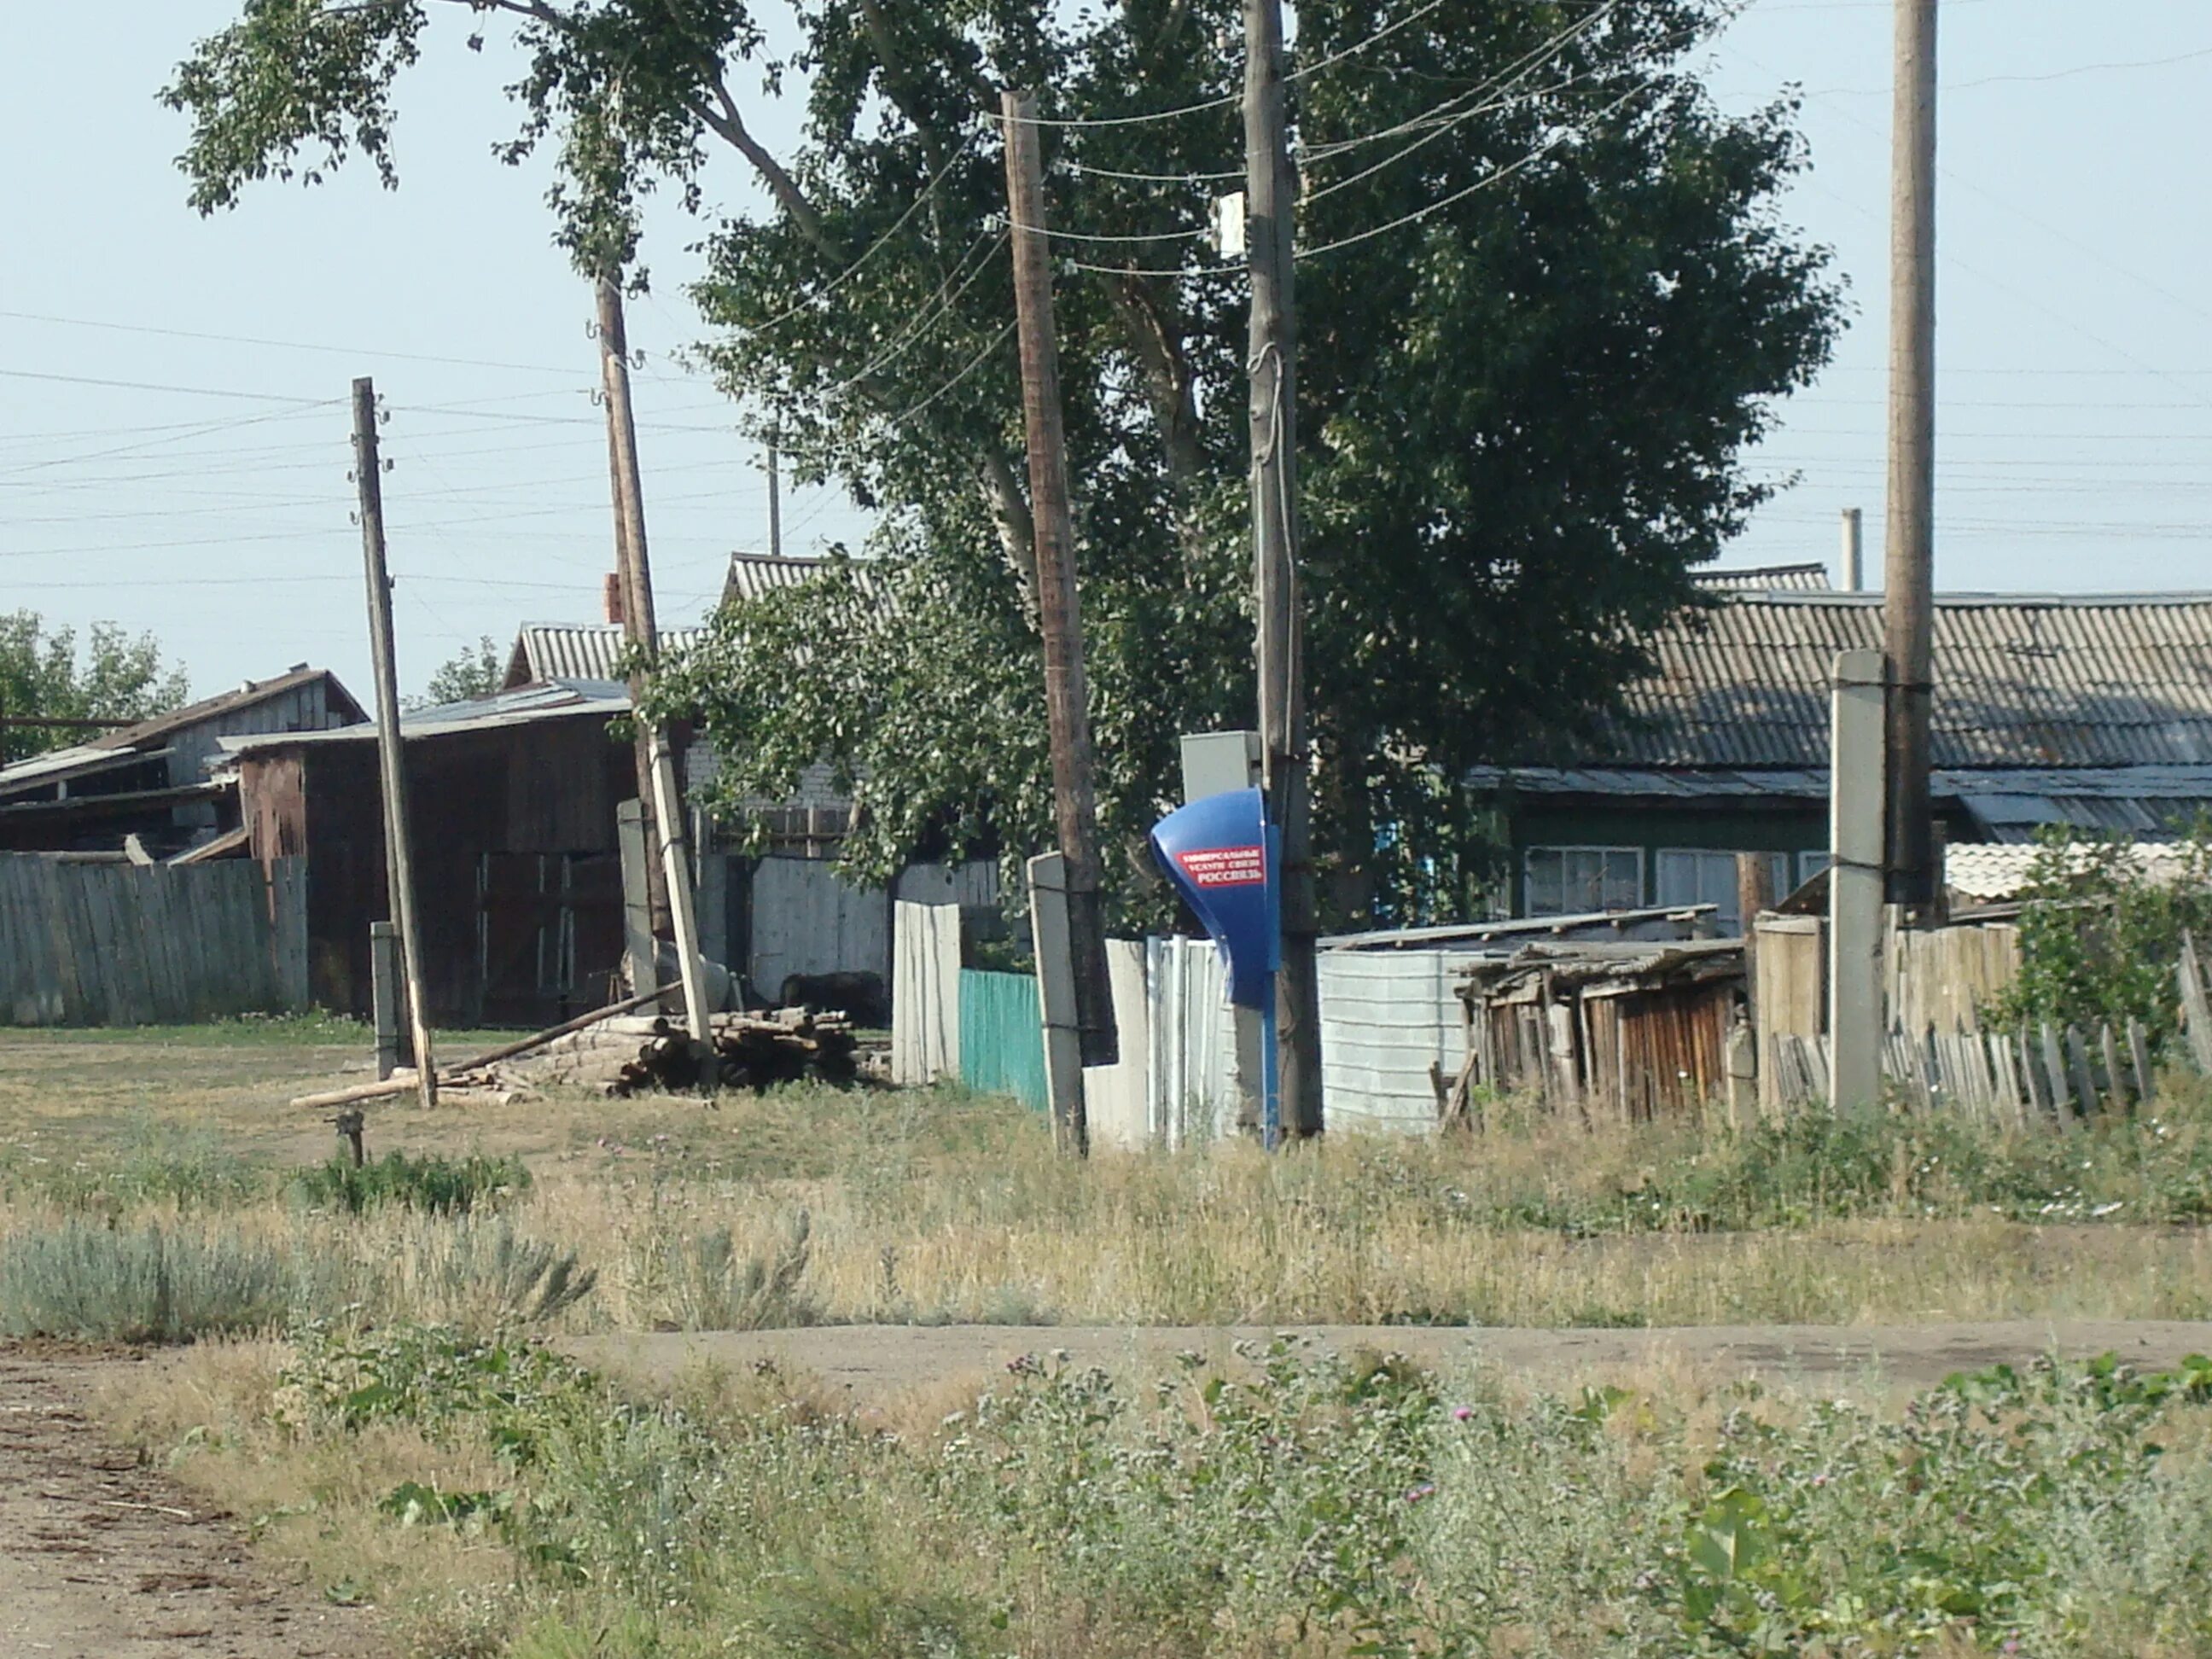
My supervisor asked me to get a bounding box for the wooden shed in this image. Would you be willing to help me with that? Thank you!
[224,679,637,1027]
[1444,939,1744,1126]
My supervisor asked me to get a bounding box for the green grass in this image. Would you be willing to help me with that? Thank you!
[294,1150,533,1216]
[0,1012,520,1049]
[134,1322,2212,1657]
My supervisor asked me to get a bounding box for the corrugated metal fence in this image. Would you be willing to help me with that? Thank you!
[0,854,308,1026]
[958,968,1046,1111]
[1317,950,1467,1133]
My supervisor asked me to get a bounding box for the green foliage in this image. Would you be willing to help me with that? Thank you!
[0,1224,297,1342]
[294,1150,532,1217]
[663,0,1840,927]
[272,1325,2212,1656]
[1994,824,2212,1043]
[414,635,505,708]
[162,1,1839,929]
[0,610,189,765]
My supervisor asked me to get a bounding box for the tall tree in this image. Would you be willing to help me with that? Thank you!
[413,635,505,707]
[0,614,190,765]
[166,0,1838,925]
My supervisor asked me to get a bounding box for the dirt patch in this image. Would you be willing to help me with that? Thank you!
[565,1318,2212,1406]
[0,1347,383,1659]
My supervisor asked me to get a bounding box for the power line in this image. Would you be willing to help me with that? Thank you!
[1010,0,1460,130]
[0,309,580,375]
[1298,80,1655,257]
[0,367,339,405]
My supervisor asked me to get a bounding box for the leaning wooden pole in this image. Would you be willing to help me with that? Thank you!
[1002,89,1120,1144]
[594,276,714,1074]
[350,376,436,1109]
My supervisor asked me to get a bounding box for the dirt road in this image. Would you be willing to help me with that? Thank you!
[566,1318,2212,1403]
[0,1349,379,1659]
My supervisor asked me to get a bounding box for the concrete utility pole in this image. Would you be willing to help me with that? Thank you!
[1841,506,1864,593]
[349,376,436,1110]
[1243,0,1323,1138]
[1884,0,1938,909]
[1001,88,1121,1131]
[595,276,715,1073]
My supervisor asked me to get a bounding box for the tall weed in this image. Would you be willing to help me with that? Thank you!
[252,1326,2212,1657]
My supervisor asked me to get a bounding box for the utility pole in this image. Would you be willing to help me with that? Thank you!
[603,381,670,939]
[1243,0,1323,1138]
[595,275,716,1074]
[1884,0,1938,910]
[350,376,436,1110]
[1001,88,1120,1141]
[1841,506,1864,592]
[766,428,783,560]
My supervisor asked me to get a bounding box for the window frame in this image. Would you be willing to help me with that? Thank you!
[1522,844,1645,917]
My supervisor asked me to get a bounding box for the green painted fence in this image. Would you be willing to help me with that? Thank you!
[959,968,1046,1111]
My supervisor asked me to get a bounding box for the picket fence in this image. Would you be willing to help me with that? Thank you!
[1770,1018,2158,1125]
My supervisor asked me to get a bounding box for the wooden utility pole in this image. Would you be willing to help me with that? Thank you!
[766,428,783,560]
[1243,0,1322,1138]
[595,276,715,1069]
[1884,0,1938,910]
[603,381,670,938]
[350,376,436,1110]
[1001,89,1120,1116]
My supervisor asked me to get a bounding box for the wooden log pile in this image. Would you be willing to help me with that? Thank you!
[496,1009,860,1097]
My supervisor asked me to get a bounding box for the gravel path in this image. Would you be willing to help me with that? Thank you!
[566,1318,2212,1402]
[0,1348,381,1659]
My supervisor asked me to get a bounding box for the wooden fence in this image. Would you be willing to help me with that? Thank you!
[0,854,307,1027]
[1771,1017,2158,1125]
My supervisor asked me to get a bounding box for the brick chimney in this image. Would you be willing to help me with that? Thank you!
[602,572,626,626]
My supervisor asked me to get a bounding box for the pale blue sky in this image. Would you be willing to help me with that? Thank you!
[2,1,2207,701]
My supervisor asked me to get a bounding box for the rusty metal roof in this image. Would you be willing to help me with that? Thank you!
[1606,592,2212,769]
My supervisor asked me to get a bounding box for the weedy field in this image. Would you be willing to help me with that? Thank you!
[8,1022,2212,1655]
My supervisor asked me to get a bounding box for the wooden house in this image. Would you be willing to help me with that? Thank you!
[1473,576,2212,929]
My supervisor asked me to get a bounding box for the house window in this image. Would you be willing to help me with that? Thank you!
[1654,849,1791,932]
[1524,846,1643,916]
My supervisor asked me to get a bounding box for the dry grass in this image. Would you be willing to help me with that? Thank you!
[7,1031,2212,1331]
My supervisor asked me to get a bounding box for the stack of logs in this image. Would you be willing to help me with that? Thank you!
[509,1009,859,1097]
[289,986,872,1111]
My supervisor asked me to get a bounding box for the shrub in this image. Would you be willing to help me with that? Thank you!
[637,1212,815,1331]
[1994,823,2212,1041]
[294,1150,531,1217]
[0,1223,299,1342]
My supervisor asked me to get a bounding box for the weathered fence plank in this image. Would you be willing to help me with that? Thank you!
[0,854,307,1027]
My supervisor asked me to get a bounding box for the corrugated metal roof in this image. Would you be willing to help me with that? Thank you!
[1945,841,2197,900]
[219,678,630,754]
[1323,904,1717,951]
[1470,760,2212,839]
[505,625,707,686]
[1691,562,1832,591]
[504,552,847,688]
[1602,592,2212,768]
[723,550,835,604]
